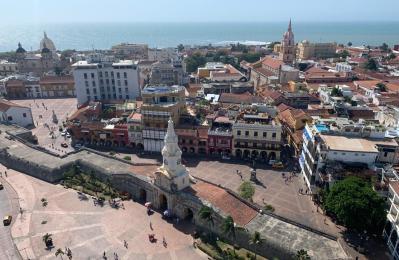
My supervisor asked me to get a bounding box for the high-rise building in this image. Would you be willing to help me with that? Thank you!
[279,19,296,64]
[297,41,337,60]
[72,55,140,105]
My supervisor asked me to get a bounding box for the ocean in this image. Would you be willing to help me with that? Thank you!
[0,22,398,52]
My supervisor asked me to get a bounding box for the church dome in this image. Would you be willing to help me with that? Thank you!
[16,42,26,53]
[41,43,51,54]
[40,32,56,52]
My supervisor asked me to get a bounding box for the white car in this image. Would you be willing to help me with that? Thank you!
[61,132,66,136]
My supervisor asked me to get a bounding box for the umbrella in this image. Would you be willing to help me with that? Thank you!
[145,202,152,207]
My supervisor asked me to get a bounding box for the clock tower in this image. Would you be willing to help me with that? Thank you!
[154,118,191,192]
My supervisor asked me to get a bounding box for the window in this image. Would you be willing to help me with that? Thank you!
[91,73,95,79]
[124,72,127,78]
[117,72,120,78]
[125,87,129,93]
[245,131,249,136]
[272,133,276,138]
[118,88,122,93]
[342,152,346,155]
[111,71,114,77]
[93,89,97,94]
[384,152,388,157]
[253,143,257,148]
[124,80,128,86]
[333,152,337,154]
[105,71,109,77]
[94,96,98,100]
[263,132,267,138]
[254,131,258,137]
[22,113,27,118]
[85,81,89,87]
[126,95,129,99]
[7,116,13,121]
[117,80,121,86]
[237,130,241,136]
[92,81,96,87]
[86,89,90,94]
[84,73,87,79]
[99,72,102,77]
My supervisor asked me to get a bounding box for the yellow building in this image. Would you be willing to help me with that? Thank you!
[39,75,75,97]
[297,41,337,60]
[273,43,282,53]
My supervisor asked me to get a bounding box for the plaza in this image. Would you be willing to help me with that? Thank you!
[2,164,207,260]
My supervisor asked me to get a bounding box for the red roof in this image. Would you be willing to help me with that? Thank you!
[0,99,29,112]
[261,57,284,70]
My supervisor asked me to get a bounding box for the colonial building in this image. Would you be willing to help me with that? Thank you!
[127,112,144,150]
[297,41,337,60]
[0,60,18,76]
[141,85,186,152]
[149,61,186,86]
[232,112,282,161]
[0,99,34,128]
[111,43,149,60]
[39,75,75,98]
[72,56,140,105]
[279,19,296,64]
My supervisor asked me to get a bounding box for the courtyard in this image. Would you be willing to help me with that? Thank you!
[1,164,206,260]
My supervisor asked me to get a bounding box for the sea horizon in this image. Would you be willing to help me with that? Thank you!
[0,21,398,52]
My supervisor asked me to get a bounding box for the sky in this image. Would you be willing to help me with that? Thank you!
[2,0,399,23]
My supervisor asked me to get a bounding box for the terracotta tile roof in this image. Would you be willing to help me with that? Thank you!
[354,80,381,90]
[277,103,293,112]
[40,75,74,84]
[189,181,258,226]
[219,92,262,104]
[129,165,158,177]
[261,57,284,70]
[0,99,29,112]
[253,67,275,77]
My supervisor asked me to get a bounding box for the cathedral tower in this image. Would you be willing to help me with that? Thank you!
[279,19,296,64]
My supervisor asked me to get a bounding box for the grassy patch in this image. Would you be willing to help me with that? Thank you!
[196,235,264,260]
[123,156,131,161]
[238,181,255,201]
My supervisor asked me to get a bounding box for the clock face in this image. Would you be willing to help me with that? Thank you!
[164,159,168,165]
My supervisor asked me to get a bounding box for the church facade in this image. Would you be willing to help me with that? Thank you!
[15,32,60,76]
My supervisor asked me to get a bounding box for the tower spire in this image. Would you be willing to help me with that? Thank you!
[288,18,292,31]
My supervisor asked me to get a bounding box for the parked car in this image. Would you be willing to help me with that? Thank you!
[3,215,12,226]
[61,142,68,148]
[61,132,66,136]
[272,162,284,169]
[66,133,71,138]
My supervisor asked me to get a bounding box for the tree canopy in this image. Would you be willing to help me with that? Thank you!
[239,181,255,201]
[324,176,386,234]
[185,52,206,73]
[330,87,343,97]
[363,58,378,71]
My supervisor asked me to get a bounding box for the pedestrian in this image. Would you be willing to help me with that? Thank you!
[103,251,106,259]
[5,171,7,177]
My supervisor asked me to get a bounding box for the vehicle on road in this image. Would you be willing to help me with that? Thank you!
[61,142,68,148]
[61,132,66,136]
[272,162,284,169]
[3,215,12,226]
[66,133,71,138]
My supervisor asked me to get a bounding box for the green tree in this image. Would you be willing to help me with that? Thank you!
[295,249,311,260]
[376,82,388,92]
[221,215,236,239]
[324,176,387,234]
[177,44,184,52]
[347,42,353,47]
[330,87,343,97]
[388,53,397,60]
[55,248,65,259]
[238,181,255,201]
[380,43,389,52]
[363,58,378,71]
[185,52,206,73]
[198,205,214,240]
[249,231,262,258]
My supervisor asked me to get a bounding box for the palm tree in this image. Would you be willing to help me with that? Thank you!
[249,231,262,259]
[42,233,53,248]
[198,206,214,240]
[55,248,64,259]
[296,249,311,260]
[221,215,235,239]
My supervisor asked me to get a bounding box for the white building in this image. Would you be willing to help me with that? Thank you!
[0,99,33,127]
[335,62,352,73]
[72,57,140,105]
[111,43,149,60]
[148,48,178,62]
[383,180,399,260]
[0,60,18,76]
[300,118,398,190]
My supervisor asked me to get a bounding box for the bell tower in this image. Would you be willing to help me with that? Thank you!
[279,19,296,64]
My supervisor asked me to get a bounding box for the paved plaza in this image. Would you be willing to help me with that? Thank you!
[11,98,78,155]
[1,164,206,260]
[187,158,340,235]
